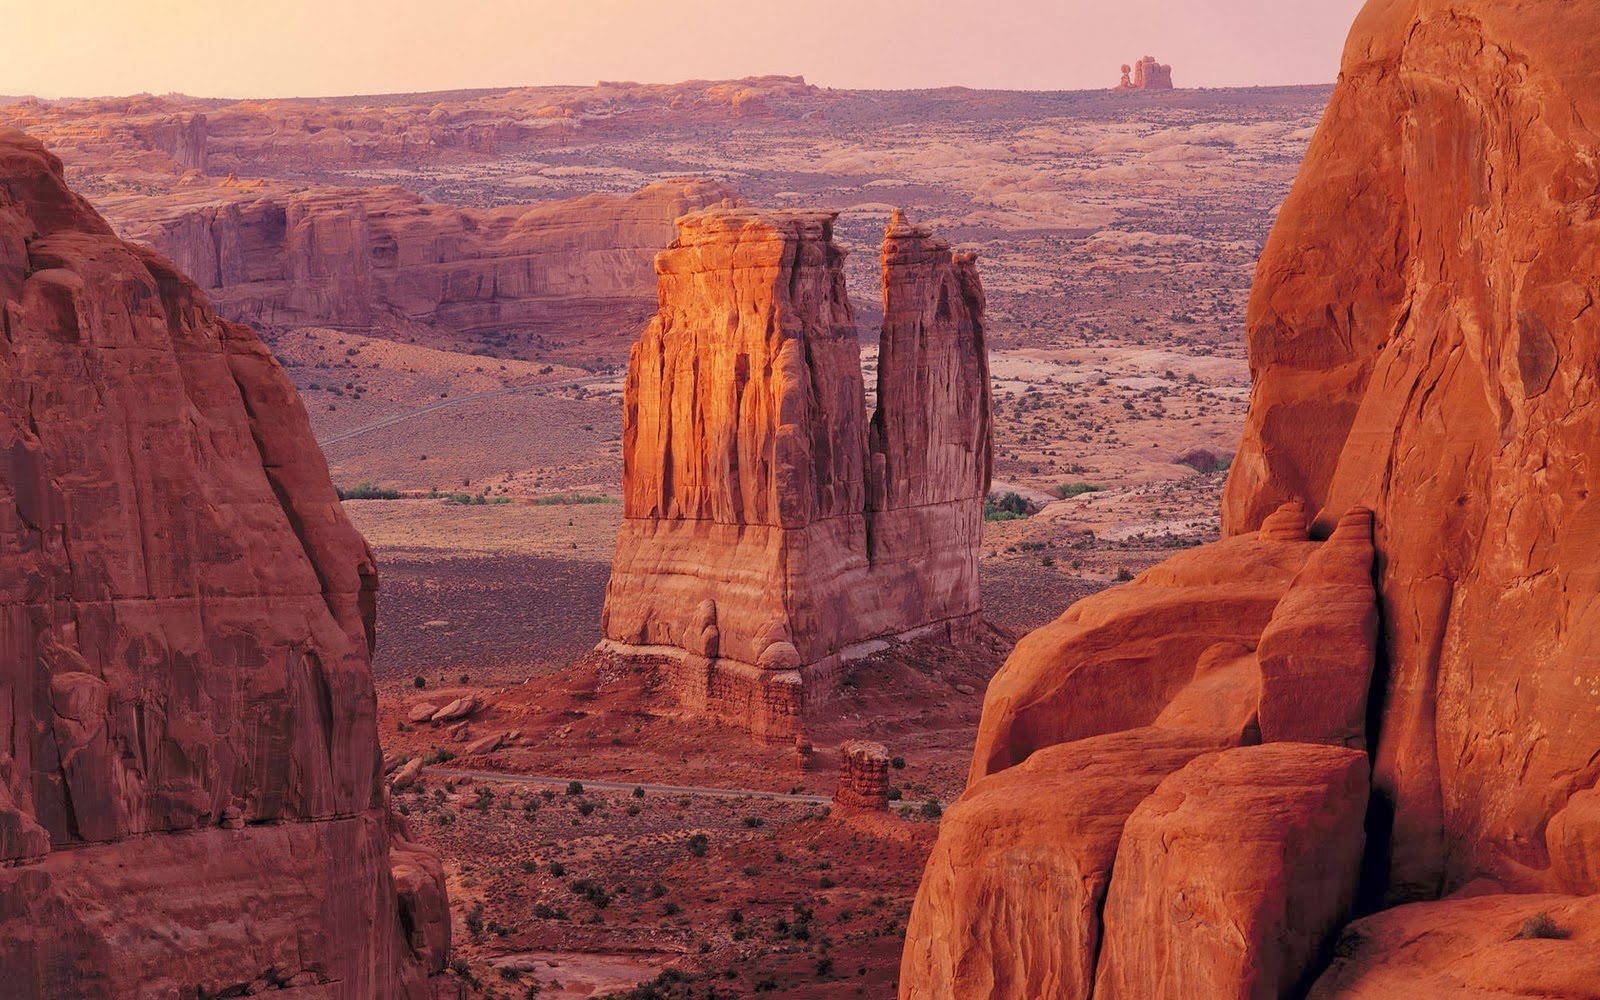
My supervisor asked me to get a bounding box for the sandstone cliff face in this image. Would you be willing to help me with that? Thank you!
[0,130,448,997]
[903,2,1600,996]
[601,208,990,740]
[1222,0,1600,902]
[110,178,738,357]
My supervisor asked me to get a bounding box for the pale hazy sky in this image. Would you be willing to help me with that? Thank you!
[2,1,1367,99]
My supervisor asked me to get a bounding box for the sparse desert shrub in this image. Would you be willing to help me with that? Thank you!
[1055,481,1102,499]
[413,675,426,689]
[632,786,646,798]
[1115,567,1136,582]
[422,749,455,765]
[1517,911,1570,940]
[337,481,400,500]
[533,492,619,506]
[983,491,1029,521]
[686,833,710,858]
[921,798,944,819]
[890,756,906,770]
[566,780,584,796]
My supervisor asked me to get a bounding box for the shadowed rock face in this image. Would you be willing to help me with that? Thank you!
[601,208,991,741]
[0,130,448,998]
[903,1,1600,996]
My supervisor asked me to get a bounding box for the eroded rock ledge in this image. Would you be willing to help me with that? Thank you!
[601,208,992,741]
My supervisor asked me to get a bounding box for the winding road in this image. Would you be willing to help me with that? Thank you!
[422,766,833,805]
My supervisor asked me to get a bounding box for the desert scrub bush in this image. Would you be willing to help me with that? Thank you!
[1517,911,1570,939]
[422,749,456,765]
[337,481,401,500]
[566,780,584,796]
[569,878,611,908]
[534,492,619,506]
[983,491,1029,521]
[686,833,710,858]
[1054,481,1102,499]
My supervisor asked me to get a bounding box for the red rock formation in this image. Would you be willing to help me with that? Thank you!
[1222,0,1600,901]
[1309,892,1600,999]
[970,501,1318,782]
[1115,56,1175,91]
[1095,744,1369,1000]
[904,2,1600,996]
[0,130,449,996]
[601,208,990,740]
[109,178,738,358]
[902,729,1227,1000]
[834,740,892,813]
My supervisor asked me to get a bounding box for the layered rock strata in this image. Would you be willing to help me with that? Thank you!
[113,178,738,357]
[834,740,892,813]
[0,131,449,997]
[903,1,1600,996]
[600,208,991,740]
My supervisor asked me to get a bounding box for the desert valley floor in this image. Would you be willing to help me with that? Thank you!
[5,79,1328,998]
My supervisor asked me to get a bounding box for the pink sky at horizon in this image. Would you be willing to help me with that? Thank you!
[4,1,1368,100]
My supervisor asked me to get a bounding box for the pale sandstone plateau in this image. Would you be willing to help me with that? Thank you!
[3,0,1598,997]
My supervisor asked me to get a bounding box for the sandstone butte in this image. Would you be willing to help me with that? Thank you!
[600,208,992,742]
[106,177,739,357]
[0,130,453,998]
[1115,56,1175,91]
[902,1,1600,997]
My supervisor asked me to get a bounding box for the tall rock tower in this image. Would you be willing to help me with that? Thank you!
[601,208,991,741]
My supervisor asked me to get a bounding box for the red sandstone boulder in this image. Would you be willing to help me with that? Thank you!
[834,740,892,813]
[970,501,1316,782]
[900,728,1227,1000]
[1095,744,1369,1000]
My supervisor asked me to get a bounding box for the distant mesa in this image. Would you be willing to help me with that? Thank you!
[1116,55,1174,91]
[599,207,993,743]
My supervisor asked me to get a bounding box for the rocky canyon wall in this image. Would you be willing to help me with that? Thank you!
[112,178,738,358]
[0,131,450,998]
[600,208,991,741]
[902,1,1600,997]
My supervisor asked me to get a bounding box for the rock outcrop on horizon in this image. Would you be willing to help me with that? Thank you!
[903,1,1600,996]
[0,130,450,997]
[600,208,991,741]
[1116,56,1174,91]
[112,178,738,360]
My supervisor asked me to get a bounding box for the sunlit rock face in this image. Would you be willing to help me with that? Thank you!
[901,0,1600,996]
[601,208,992,741]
